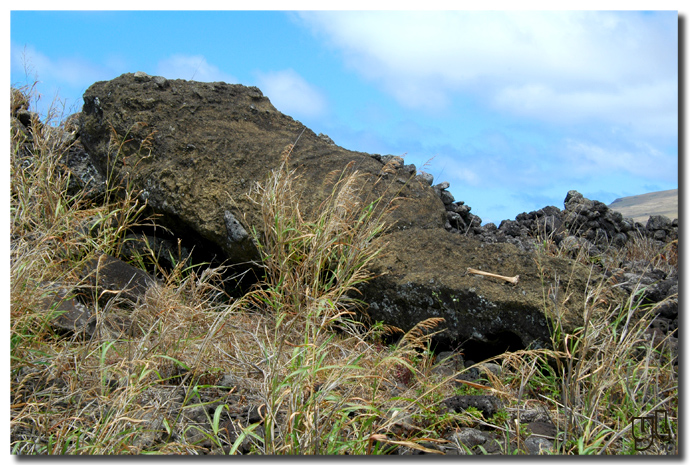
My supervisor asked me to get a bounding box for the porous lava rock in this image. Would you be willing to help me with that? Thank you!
[360,227,590,348]
[76,72,598,348]
[79,72,443,266]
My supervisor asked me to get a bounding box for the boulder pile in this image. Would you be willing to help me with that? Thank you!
[434,184,677,254]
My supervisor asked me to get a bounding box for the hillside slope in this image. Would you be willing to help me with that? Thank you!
[608,189,678,224]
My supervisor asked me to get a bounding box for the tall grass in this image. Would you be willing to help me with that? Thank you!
[210,146,456,454]
[528,227,678,454]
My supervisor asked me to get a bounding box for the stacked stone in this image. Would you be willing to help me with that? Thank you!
[429,180,484,236]
[463,190,678,255]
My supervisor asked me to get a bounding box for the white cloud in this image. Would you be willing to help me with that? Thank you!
[493,80,677,139]
[11,43,111,89]
[254,69,327,119]
[298,11,677,137]
[450,166,481,187]
[156,55,237,83]
[562,138,677,182]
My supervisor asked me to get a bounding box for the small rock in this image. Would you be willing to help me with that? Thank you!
[647,215,672,232]
[477,362,502,378]
[224,210,250,244]
[431,351,465,378]
[152,75,169,88]
[524,435,554,455]
[317,133,335,145]
[442,395,502,417]
[134,71,151,81]
[39,282,94,336]
[416,171,434,186]
[80,254,157,306]
[439,190,455,205]
[401,163,416,176]
[448,428,489,454]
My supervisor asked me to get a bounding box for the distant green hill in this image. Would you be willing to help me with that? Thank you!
[608,189,678,224]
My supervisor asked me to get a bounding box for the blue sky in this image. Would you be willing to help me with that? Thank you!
[9,9,679,225]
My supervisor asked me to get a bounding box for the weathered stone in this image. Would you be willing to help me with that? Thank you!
[647,215,672,232]
[60,139,106,198]
[416,171,434,186]
[133,70,150,81]
[80,253,157,306]
[38,283,94,336]
[477,362,502,378]
[317,132,335,145]
[361,227,592,348]
[439,190,455,205]
[452,428,489,447]
[513,408,553,424]
[447,428,503,454]
[152,75,168,88]
[223,210,251,256]
[524,435,554,455]
[442,394,502,417]
[498,219,523,237]
[430,351,465,378]
[79,73,445,266]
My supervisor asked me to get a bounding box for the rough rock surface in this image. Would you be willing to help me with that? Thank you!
[80,253,157,306]
[38,282,94,336]
[75,72,607,348]
[79,72,443,265]
[359,227,591,347]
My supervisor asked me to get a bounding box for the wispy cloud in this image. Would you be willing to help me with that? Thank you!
[254,69,328,119]
[493,80,677,139]
[561,139,678,182]
[11,42,113,90]
[298,11,677,138]
[156,55,237,83]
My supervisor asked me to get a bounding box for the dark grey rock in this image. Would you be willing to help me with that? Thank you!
[442,395,502,417]
[60,139,106,198]
[524,436,554,455]
[439,189,455,205]
[39,283,94,336]
[80,254,157,306]
[647,215,672,231]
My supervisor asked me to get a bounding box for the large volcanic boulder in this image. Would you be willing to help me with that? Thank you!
[79,72,443,265]
[77,72,596,348]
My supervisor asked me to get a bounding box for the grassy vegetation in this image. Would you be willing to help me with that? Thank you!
[10,86,677,455]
